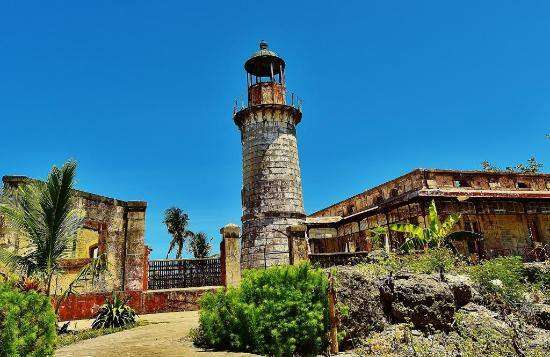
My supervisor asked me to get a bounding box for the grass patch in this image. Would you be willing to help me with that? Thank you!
[356,248,462,277]
[56,320,149,347]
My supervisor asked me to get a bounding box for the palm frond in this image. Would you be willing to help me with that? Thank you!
[0,247,36,276]
[390,223,423,237]
[440,213,461,237]
[0,160,83,292]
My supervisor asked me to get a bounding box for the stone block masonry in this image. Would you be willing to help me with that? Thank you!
[235,42,306,268]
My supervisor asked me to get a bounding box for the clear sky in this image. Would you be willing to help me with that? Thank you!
[1,1,548,259]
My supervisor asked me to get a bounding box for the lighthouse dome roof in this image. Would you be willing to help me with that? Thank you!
[245,41,285,77]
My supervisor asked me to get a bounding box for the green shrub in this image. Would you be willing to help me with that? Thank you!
[91,294,137,329]
[469,256,526,305]
[196,263,330,356]
[0,282,57,357]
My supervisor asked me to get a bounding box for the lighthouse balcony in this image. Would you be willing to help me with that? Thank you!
[233,90,303,117]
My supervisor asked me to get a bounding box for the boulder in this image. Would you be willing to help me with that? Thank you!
[458,303,550,355]
[333,266,387,348]
[383,274,456,331]
[444,274,477,307]
[523,262,550,283]
[528,303,550,330]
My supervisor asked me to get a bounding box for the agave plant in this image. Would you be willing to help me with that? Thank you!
[92,294,137,329]
[390,200,461,252]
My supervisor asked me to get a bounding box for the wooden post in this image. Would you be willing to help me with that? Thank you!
[328,272,339,354]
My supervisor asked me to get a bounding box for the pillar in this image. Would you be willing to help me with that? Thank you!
[288,224,309,265]
[220,224,241,287]
[123,202,147,291]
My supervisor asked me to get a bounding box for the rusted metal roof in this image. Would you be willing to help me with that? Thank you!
[244,41,285,77]
[309,168,550,217]
[418,188,550,199]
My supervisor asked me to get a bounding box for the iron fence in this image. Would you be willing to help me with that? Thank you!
[148,257,221,290]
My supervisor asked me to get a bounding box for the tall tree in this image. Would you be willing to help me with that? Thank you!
[0,160,84,295]
[163,207,193,259]
[188,232,212,258]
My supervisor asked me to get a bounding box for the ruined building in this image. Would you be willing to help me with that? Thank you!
[234,42,305,268]
[0,176,148,295]
[308,169,550,258]
[232,43,550,266]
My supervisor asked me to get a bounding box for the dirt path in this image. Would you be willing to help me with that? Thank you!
[55,311,256,357]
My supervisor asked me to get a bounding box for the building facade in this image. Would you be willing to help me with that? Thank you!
[308,169,550,258]
[0,176,148,295]
[234,42,305,268]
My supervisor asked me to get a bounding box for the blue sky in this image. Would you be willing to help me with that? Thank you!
[1,1,548,259]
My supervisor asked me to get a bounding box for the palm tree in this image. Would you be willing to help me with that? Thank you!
[0,160,84,295]
[188,232,212,258]
[164,207,194,259]
[390,200,461,252]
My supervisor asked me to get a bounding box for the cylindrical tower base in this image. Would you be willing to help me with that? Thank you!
[236,105,304,269]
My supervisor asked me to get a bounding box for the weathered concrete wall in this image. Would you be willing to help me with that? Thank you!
[0,176,148,295]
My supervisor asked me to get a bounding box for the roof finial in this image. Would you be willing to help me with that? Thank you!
[259,40,268,50]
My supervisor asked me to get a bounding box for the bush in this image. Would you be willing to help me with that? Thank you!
[0,282,57,357]
[469,256,526,305]
[196,263,330,356]
[91,294,137,329]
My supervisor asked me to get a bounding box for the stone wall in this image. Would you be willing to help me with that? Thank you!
[310,169,550,219]
[0,176,147,295]
[238,107,305,268]
[308,170,550,257]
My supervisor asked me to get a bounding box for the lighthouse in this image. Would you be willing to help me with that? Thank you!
[234,42,305,268]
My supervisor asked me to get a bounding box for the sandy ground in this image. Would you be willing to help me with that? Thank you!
[55,311,256,357]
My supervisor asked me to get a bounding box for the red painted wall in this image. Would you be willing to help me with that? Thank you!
[55,287,219,321]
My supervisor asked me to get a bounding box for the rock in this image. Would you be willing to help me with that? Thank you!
[457,303,550,355]
[385,275,456,331]
[528,303,550,330]
[366,249,388,263]
[332,266,387,349]
[523,262,550,283]
[444,274,476,307]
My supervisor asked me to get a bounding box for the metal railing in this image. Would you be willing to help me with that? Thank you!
[147,257,221,290]
[233,92,303,116]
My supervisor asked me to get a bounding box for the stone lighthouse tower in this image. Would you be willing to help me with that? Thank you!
[234,42,305,268]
